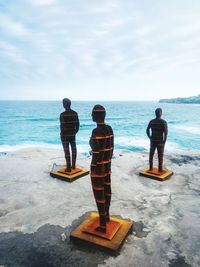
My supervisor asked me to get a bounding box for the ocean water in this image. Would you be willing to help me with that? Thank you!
[0,100,200,154]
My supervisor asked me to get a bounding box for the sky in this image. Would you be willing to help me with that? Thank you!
[0,0,200,101]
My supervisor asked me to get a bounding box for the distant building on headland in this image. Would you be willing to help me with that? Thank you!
[159,94,200,104]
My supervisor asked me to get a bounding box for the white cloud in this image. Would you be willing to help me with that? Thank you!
[0,14,29,37]
[0,40,16,51]
[29,0,56,6]
[0,0,200,99]
[88,2,119,14]
[92,30,108,38]
[5,51,28,65]
[135,25,156,36]
[102,18,127,28]
[0,40,28,65]
[35,35,54,52]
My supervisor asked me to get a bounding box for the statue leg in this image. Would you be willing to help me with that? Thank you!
[91,176,107,233]
[105,174,111,222]
[149,142,156,170]
[70,140,77,169]
[157,144,164,172]
[62,139,71,171]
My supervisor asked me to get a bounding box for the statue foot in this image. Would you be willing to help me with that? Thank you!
[95,226,106,233]
[106,215,110,222]
[65,168,71,172]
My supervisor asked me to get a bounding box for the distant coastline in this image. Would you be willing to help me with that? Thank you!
[159,94,200,104]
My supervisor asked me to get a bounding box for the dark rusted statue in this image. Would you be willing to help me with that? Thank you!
[60,98,79,172]
[89,105,114,233]
[146,108,168,172]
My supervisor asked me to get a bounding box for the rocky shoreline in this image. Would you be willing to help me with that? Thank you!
[0,148,199,267]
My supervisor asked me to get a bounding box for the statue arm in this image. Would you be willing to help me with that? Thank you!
[146,123,151,140]
[163,122,168,143]
[110,127,114,157]
[75,114,80,133]
[60,114,64,132]
[89,130,100,164]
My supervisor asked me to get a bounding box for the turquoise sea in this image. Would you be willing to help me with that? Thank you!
[0,101,200,154]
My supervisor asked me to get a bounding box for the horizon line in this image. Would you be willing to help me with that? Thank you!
[0,99,159,102]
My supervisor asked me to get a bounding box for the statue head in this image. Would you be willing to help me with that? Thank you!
[92,105,106,123]
[155,108,162,118]
[63,98,71,110]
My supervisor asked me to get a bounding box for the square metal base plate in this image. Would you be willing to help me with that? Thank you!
[139,167,173,181]
[50,165,89,182]
[83,217,121,241]
[70,212,133,254]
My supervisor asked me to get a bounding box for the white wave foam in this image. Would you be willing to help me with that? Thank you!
[164,141,183,153]
[77,144,90,154]
[0,138,195,155]
[172,125,200,135]
[115,136,185,154]
[0,142,62,152]
[0,142,91,154]
[115,136,149,149]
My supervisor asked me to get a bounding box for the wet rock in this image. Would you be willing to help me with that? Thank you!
[170,155,200,166]
[132,221,150,238]
[0,213,110,267]
[169,256,191,267]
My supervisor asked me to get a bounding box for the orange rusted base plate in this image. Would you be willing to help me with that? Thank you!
[139,167,173,181]
[58,168,81,175]
[83,217,121,240]
[147,168,167,176]
[50,166,89,182]
[70,212,133,254]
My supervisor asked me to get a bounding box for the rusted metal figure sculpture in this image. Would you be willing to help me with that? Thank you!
[60,98,79,172]
[146,108,168,172]
[89,105,114,233]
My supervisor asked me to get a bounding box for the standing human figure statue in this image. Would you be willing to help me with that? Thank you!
[60,98,79,172]
[89,105,114,233]
[146,108,168,173]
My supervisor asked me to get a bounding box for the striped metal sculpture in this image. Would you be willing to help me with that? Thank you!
[146,108,168,173]
[60,98,79,172]
[89,105,114,233]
